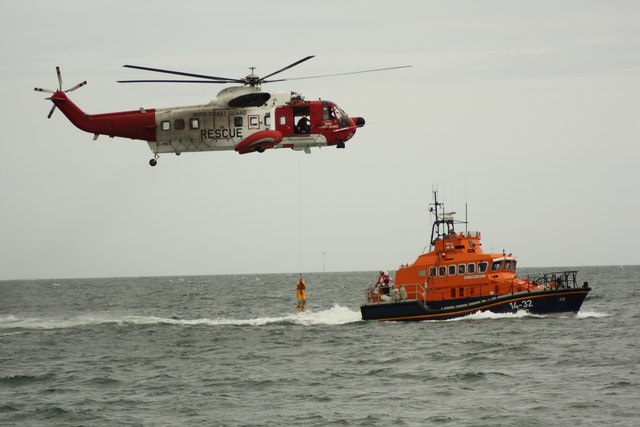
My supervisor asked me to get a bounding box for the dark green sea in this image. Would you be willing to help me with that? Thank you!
[1,266,638,426]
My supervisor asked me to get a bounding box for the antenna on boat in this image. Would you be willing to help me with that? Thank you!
[464,158,469,234]
[429,185,444,251]
[465,203,468,234]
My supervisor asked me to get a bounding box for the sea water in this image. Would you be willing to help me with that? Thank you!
[1,266,638,426]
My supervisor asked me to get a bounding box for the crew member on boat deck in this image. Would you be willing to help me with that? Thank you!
[295,275,307,312]
[375,270,392,295]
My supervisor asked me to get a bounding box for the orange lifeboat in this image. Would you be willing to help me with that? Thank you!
[360,191,591,321]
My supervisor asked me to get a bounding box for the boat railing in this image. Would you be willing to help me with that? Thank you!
[364,270,585,306]
[365,283,427,304]
[421,270,584,303]
[524,270,579,289]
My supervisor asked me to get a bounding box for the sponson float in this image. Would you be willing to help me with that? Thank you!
[361,191,591,321]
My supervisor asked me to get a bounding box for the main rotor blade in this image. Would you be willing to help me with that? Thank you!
[65,81,87,92]
[47,105,57,119]
[56,66,63,90]
[34,87,55,93]
[122,64,243,83]
[259,55,315,82]
[262,65,413,83]
[117,79,238,84]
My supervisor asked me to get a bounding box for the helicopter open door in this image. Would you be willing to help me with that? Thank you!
[275,105,311,136]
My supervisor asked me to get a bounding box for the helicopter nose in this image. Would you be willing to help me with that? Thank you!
[354,117,365,128]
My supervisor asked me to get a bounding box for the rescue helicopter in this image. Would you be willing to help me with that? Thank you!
[35,56,410,166]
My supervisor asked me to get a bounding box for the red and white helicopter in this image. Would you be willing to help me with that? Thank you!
[35,56,410,166]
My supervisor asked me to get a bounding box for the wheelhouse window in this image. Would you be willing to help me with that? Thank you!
[504,260,511,270]
[448,265,456,276]
[161,120,170,131]
[429,267,436,278]
[175,119,185,130]
[438,266,446,277]
[491,261,503,271]
[190,118,200,129]
[511,260,517,271]
[468,263,476,274]
[478,262,488,273]
[458,264,466,275]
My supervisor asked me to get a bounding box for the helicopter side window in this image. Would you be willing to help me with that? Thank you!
[175,119,185,130]
[265,113,271,128]
[190,118,200,129]
[161,121,170,131]
[234,117,243,127]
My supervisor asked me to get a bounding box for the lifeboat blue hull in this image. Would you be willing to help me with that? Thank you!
[360,287,591,321]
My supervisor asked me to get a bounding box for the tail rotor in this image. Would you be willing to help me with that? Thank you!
[34,66,87,118]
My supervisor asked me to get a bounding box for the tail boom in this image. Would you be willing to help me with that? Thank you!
[50,91,156,141]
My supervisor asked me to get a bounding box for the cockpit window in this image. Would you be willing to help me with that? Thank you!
[334,106,347,118]
[322,106,336,120]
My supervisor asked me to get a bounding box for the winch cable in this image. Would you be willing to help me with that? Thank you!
[297,152,304,275]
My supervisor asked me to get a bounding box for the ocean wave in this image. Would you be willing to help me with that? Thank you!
[445,310,539,321]
[152,304,362,327]
[444,309,610,322]
[0,373,54,387]
[575,310,610,318]
[0,305,362,330]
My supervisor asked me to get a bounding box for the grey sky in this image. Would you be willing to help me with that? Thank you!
[1,1,639,279]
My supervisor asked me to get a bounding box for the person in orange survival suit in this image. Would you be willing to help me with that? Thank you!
[296,275,307,311]
[375,270,392,296]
